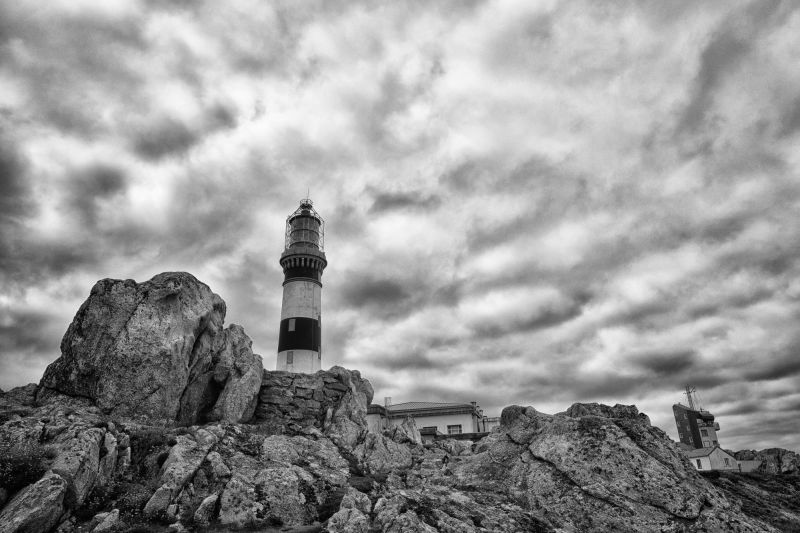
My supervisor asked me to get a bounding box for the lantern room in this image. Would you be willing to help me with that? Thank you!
[285,199,324,251]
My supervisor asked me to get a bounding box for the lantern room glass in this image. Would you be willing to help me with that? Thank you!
[285,200,324,250]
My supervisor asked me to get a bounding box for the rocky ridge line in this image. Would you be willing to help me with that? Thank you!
[0,271,796,532]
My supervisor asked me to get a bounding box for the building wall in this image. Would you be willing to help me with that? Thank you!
[698,425,719,448]
[482,417,501,432]
[673,404,702,448]
[276,349,320,373]
[737,460,762,473]
[280,280,321,320]
[688,448,738,471]
[389,412,476,434]
[254,370,350,430]
[691,456,712,471]
[708,448,738,470]
[366,413,387,434]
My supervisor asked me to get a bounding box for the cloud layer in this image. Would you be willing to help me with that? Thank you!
[1,0,799,451]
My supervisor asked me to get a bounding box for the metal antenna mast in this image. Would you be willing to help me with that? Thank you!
[684,385,697,410]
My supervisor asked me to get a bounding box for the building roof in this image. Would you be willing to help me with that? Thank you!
[685,446,734,459]
[367,404,387,416]
[386,401,473,411]
[685,447,715,458]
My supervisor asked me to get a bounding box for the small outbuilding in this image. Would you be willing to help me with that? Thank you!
[685,446,738,471]
[367,399,497,442]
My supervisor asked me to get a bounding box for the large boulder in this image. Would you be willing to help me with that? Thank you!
[38,272,262,423]
[442,403,768,531]
[0,471,67,533]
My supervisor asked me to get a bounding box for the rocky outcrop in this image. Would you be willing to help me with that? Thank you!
[2,272,794,532]
[734,448,799,476]
[453,404,759,531]
[256,367,373,436]
[327,487,371,532]
[38,272,263,424]
[707,471,800,531]
[0,471,67,533]
[143,428,219,517]
[1,381,785,532]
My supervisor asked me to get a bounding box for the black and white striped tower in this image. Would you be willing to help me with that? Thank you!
[276,198,327,372]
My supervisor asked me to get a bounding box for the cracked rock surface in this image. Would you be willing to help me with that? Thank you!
[37,272,263,424]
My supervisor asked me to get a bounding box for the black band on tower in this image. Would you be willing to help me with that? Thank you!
[277,317,321,352]
[283,265,321,282]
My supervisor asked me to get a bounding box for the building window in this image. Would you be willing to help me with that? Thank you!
[703,440,710,447]
[696,459,702,469]
[447,424,462,435]
[713,440,718,445]
[701,429,708,436]
[289,318,296,332]
[422,426,437,432]
[287,351,293,364]
[724,458,730,466]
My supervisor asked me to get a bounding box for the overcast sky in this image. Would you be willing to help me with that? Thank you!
[1,1,799,451]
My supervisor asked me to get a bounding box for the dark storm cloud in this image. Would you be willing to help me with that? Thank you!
[334,270,463,322]
[523,372,646,403]
[717,401,763,417]
[67,164,128,226]
[779,397,800,413]
[0,5,148,137]
[745,342,800,382]
[383,351,448,372]
[354,57,444,152]
[678,25,750,133]
[0,132,38,288]
[339,276,411,309]
[777,96,800,138]
[0,133,31,220]
[161,157,283,261]
[677,1,793,134]
[605,300,675,330]
[133,118,199,161]
[724,413,800,450]
[326,203,366,240]
[687,287,774,320]
[715,239,799,277]
[438,158,497,193]
[132,104,238,161]
[630,349,697,377]
[0,309,62,356]
[368,190,441,213]
[470,293,589,339]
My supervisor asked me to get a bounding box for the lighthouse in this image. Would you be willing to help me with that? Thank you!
[276,198,327,372]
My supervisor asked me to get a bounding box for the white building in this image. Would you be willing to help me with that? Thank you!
[367,400,497,441]
[685,446,738,471]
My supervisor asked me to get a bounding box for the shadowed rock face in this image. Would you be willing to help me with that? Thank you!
[1,272,795,532]
[38,272,262,424]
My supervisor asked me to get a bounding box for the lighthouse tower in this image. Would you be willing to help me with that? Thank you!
[276,198,327,372]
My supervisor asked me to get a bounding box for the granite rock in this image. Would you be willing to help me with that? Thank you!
[38,272,262,424]
[0,471,67,533]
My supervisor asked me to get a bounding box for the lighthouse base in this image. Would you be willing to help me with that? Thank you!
[276,349,321,373]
